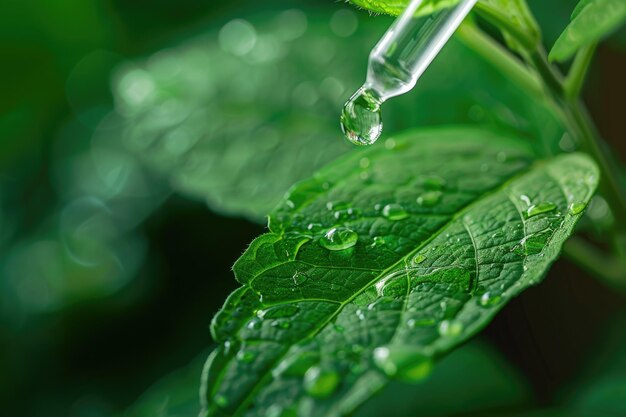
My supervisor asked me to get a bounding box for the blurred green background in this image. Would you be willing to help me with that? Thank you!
[1,1,625,416]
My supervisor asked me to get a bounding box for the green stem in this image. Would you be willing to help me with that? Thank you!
[564,237,626,291]
[457,23,542,98]
[473,3,538,51]
[565,43,597,100]
[527,51,626,232]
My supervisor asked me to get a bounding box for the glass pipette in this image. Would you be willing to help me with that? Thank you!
[340,0,479,145]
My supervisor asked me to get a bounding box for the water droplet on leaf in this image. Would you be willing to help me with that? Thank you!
[303,366,340,398]
[421,175,446,190]
[236,350,257,363]
[417,191,442,207]
[438,320,463,337]
[382,204,409,221]
[479,292,502,307]
[214,394,229,408]
[320,227,358,251]
[372,346,432,382]
[568,202,586,215]
[292,271,308,285]
[525,202,557,218]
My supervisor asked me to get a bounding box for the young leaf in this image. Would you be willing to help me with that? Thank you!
[550,0,626,62]
[202,127,598,416]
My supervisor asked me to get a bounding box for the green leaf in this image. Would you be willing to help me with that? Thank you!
[113,10,561,222]
[550,0,626,62]
[202,127,598,416]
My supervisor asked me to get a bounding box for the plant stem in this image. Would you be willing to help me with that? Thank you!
[565,43,597,100]
[564,237,626,291]
[528,50,626,232]
[457,24,542,98]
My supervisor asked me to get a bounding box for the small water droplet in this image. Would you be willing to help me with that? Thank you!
[359,157,371,169]
[421,175,446,190]
[513,228,553,256]
[356,309,366,320]
[334,207,360,221]
[307,223,323,232]
[525,202,557,218]
[407,317,436,327]
[413,254,426,264]
[214,394,229,408]
[303,366,340,398]
[478,292,502,307]
[340,86,383,146]
[371,236,387,247]
[292,271,308,286]
[236,350,257,363]
[372,346,432,382]
[568,202,587,215]
[382,204,409,221]
[320,227,358,251]
[438,320,463,337]
[247,319,261,330]
[271,319,291,329]
[417,191,442,207]
[496,151,507,163]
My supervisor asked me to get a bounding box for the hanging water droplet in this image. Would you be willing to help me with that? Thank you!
[525,202,557,218]
[478,291,502,307]
[438,320,463,337]
[568,202,587,215]
[320,227,358,251]
[417,191,442,207]
[292,271,308,286]
[372,346,432,382]
[382,204,409,221]
[340,86,383,146]
[303,366,340,398]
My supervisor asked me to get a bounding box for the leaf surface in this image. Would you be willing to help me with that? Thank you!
[550,0,626,61]
[202,127,598,416]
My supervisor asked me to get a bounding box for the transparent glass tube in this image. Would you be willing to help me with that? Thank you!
[340,0,478,146]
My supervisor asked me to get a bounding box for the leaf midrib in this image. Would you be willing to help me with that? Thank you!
[222,158,541,417]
